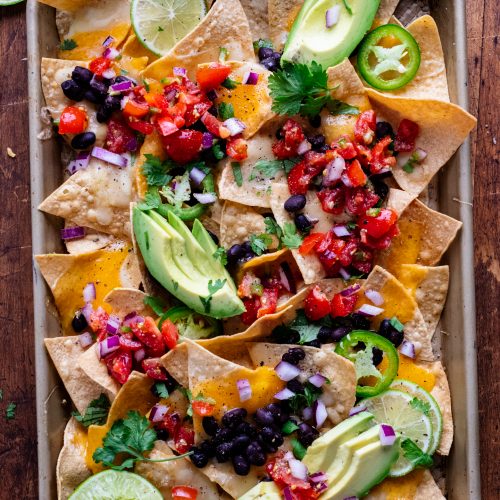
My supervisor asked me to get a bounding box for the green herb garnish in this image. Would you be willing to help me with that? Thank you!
[60,39,78,51]
[401,438,434,468]
[72,394,110,427]
[231,162,243,187]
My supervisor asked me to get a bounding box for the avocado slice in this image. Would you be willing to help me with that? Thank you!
[303,412,374,472]
[239,481,281,499]
[132,207,245,318]
[282,0,381,68]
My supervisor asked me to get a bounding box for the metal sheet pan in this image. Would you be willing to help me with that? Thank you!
[26,0,481,498]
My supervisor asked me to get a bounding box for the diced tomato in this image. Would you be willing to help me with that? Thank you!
[304,285,330,321]
[175,426,195,454]
[272,119,306,159]
[238,272,259,298]
[226,136,248,161]
[161,319,179,350]
[196,63,232,90]
[358,208,398,239]
[106,350,132,384]
[345,159,367,187]
[161,129,203,163]
[191,400,215,417]
[354,110,376,145]
[158,412,182,435]
[132,317,165,357]
[299,233,325,255]
[156,115,179,137]
[184,99,212,127]
[316,236,346,273]
[316,187,345,214]
[370,136,396,173]
[362,223,400,250]
[241,297,261,325]
[172,486,198,500]
[351,247,374,274]
[58,106,88,135]
[338,237,359,268]
[89,307,109,342]
[127,118,155,135]
[201,112,230,139]
[287,160,309,195]
[394,119,420,152]
[345,187,380,216]
[105,118,137,154]
[145,93,171,113]
[256,287,278,318]
[330,292,358,318]
[331,135,357,159]
[142,357,169,380]
[89,56,111,76]
[123,99,149,119]
[119,334,143,351]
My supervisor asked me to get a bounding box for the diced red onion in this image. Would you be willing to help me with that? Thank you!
[223,117,246,136]
[340,283,361,297]
[343,497,358,500]
[236,379,252,402]
[341,173,353,187]
[283,487,293,500]
[149,404,169,423]
[99,335,120,358]
[106,315,121,335]
[339,267,351,280]
[309,472,328,483]
[242,71,259,85]
[364,289,384,306]
[302,406,313,420]
[173,67,187,77]
[110,80,133,92]
[279,263,296,294]
[102,68,116,80]
[134,348,146,363]
[81,303,93,322]
[399,340,416,359]
[297,139,312,155]
[67,151,91,175]
[201,132,215,149]
[324,156,345,186]
[189,166,207,186]
[61,226,85,241]
[314,399,328,428]
[83,282,96,303]
[397,152,412,168]
[102,35,114,47]
[165,88,178,102]
[414,148,427,162]
[125,137,138,152]
[193,192,217,204]
[274,361,301,381]
[91,146,128,167]
[288,458,308,481]
[379,424,397,446]
[357,303,384,316]
[278,265,291,292]
[349,403,367,416]
[309,373,327,388]
[333,225,351,238]
[274,388,295,400]
[326,4,341,28]
[78,332,93,348]
[103,47,120,60]
[123,312,141,326]
[317,482,328,493]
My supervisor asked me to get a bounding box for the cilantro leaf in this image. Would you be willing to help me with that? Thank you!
[222,78,239,90]
[326,99,359,116]
[213,247,228,266]
[153,382,170,399]
[342,0,353,15]
[218,102,234,120]
[290,310,321,344]
[143,295,167,316]
[410,397,431,416]
[161,172,191,207]
[401,438,434,468]
[287,382,322,415]
[6,402,16,420]
[281,222,303,248]
[291,438,307,459]
[72,394,110,427]
[200,279,227,313]
[60,39,78,51]
[249,233,273,256]
[180,388,193,417]
[219,46,228,62]
[231,162,243,187]
[249,157,300,181]
[402,151,422,174]
[282,420,299,435]
[265,217,283,240]
[253,39,273,52]
[137,186,162,210]
[390,316,404,332]
[212,142,225,160]
[142,154,174,187]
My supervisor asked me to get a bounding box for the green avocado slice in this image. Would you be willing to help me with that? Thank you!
[282,0,381,68]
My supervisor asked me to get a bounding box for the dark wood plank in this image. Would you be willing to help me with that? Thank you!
[0,3,37,499]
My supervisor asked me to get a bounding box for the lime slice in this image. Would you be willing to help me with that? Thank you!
[0,0,24,5]
[390,378,443,455]
[131,0,207,57]
[69,470,163,500]
[361,389,433,477]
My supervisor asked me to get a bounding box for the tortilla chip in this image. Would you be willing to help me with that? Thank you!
[268,0,303,50]
[240,0,269,39]
[40,58,108,146]
[103,287,155,318]
[219,201,268,248]
[56,417,91,500]
[320,59,372,143]
[35,246,141,333]
[64,223,117,255]
[39,158,136,238]
[161,342,189,387]
[367,89,476,196]
[377,199,462,271]
[357,266,434,361]
[135,132,166,199]
[373,0,399,26]
[213,61,274,138]
[385,187,415,216]
[142,0,255,81]
[396,265,449,336]
[135,441,224,499]
[44,336,116,413]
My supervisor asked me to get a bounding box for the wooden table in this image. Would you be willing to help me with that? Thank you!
[0,1,497,498]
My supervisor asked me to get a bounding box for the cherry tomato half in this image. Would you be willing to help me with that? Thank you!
[196,63,232,90]
[58,106,88,135]
[304,285,331,321]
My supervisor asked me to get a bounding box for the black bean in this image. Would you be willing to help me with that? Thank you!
[372,347,384,366]
[215,441,233,462]
[222,408,247,428]
[154,427,169,441]
[227,244,243,264]
[375,121,394,140]
[199,439,216,458]
[308,115,321,128]
[241,241,253,253]
[294,213,313,233]
[189,447,209,468]
[71,310,88,332]
[82,89,100,104]
[236,421,258,438]
[261,56,280,72]
[331,326,351,342]
[61,80,85,101]
[270,51,282,61]
[304,339,321,348]
[372,180,389,201]
[71,132,96,150]
[298,422,319,447]
[245,442,266,466]
[286,379,305,394]
[231,435,251,453]
[350,313,371,330]
[378,318,404,347]
[282,347,306,365]
[89,79,108,102]
[284,194,307,213]
[232,454,250,475]
[113,75,132,85]
[214,427,234,445]
[202,416,219,436]
[103,95,122,112]
[258,47,274,61]
[96,105,112,123]
[72,66,94,87]
[254,408,275,426]
[264,403,285,423]
[308,134,326,151]
[317,326,333,343]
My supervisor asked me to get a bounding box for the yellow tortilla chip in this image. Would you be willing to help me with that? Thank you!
[142,0,255,81]
[268,0,303,50]
[367,89,476,196]
[44,336,116,413]
[219,201,268,248]
[64,223,117,255]
[56,417,91,500]
[35,246,141,333]
[357,266,434,361]
[39,158,136,238]
[103,287,155,318]
[134,131,166,199]
[161,342,189,387]
[247,343,357,424]
[378,199,462,271]
[385,187,415,216]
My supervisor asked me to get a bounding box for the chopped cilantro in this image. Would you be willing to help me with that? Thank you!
[289,310,321,344]
[231,162,243,187]
[173,281,179,291]
[141,154,174,187]
[212,247,228,266]
[219,47,228,62]
[366,207,382,217]
[326,99,359,116]
[212,142,225,160]
[143,295,167,315]
[282,420,299,435]
[142,79,151,92]
[281,222,303,248]
[218,102,234,120]
[253,39,273,52]
[390,316,404,332]
[346,221,357,231]
[287,382,322,414]
[161,171,191,207]
[249,157,300,181]
[402,151,422,173]
[6,402,16,420]
[410,397,432,416]
[222,77,239,90]
[60,39,78,51]
[249,233,273,256]
[401,438,434,468]
[200,279,227,313]
[72,394,110,427]
[158,26,164,32]
[153,382,170,399]
[137,186,162,210]
[291,438,307,459]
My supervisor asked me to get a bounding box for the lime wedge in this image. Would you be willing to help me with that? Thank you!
[390,378,443,455]
[69,470,163,499]
[131,0,207,57]
[361,389,433,477]
[0,0,24,5]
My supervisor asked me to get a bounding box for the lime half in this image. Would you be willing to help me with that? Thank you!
[131,0,206,56]
[361,389,433,477]
[69,470,163,500]
[390,378,443,455]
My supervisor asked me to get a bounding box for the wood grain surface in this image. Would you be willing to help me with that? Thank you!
[0,1,498,498]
